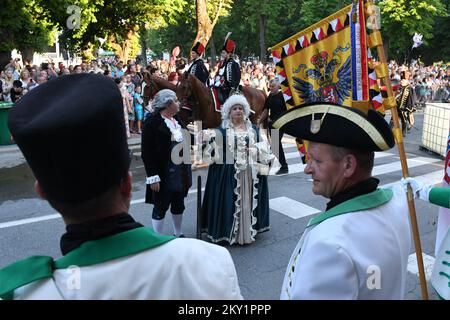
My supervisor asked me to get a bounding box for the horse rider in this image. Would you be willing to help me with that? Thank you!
[187,42,209,85]
[214,34,241,103]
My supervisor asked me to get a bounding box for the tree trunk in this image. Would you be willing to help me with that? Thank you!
[20,48,34,65]
[193,0,212,50]
[259,14,267,63]
[122,29,135,63]
[108,34,122,61]
[110,29,135,62]
[193,0,224,51]
[140,27,148,68]
[0,51,11,71]
[210,35,216,68]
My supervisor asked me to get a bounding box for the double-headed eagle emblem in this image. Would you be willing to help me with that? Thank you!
[292,46,351,104]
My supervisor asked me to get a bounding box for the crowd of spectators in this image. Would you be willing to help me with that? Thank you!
[388,60,450,107]
[1,55,448,136]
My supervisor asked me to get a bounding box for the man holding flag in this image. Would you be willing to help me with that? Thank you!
[270,0,430,299]
[274,103,411,299]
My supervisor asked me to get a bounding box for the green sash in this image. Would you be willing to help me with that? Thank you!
[0,227,175,299]
[307,189,393,228]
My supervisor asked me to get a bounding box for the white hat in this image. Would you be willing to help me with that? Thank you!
[221,94,251,120]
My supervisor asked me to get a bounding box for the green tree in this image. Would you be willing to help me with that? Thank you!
[193,0,233,47]
[211,0,305,61]
[34,0,187,62]
[379,0,447,62]
[298,0,350,28]
[145,14,196,59]
[419,0,450,63]
[0,0,54,69]
[143,0,232,63]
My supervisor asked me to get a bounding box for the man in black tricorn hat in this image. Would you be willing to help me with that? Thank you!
[187,41,209,84]
[273,102,412,300]
[0,73,242,300]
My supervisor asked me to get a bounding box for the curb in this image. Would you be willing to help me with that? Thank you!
[0,137,142,155]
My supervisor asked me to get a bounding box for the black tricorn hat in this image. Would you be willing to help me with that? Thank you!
[272,102,395,151]
[8,73,131,202]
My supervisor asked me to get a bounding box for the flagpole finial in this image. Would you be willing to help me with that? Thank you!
[352,0,359,23]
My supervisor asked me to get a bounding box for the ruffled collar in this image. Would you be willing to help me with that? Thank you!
[161,114,183,142]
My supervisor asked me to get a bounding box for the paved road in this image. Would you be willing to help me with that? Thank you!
[0,111,444,299]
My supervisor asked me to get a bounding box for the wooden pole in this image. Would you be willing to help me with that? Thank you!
[196,175,202,239]
[365,0,429,299]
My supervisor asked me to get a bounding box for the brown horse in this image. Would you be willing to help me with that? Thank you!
[142,72,177,104]
[177,73,266,128]
[142,72,196,124]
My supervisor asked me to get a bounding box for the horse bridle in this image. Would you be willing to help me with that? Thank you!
[178,75,201,122]
[143,73,158,100]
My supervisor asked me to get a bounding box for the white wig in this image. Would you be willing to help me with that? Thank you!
[152,89,177,110]
[221,94,251,121]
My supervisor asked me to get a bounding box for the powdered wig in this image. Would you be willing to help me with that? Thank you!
[221,94,251,121]
[152,89,177,110]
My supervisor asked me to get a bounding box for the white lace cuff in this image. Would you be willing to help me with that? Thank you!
[254,141,275,165]
[146,175,161,184]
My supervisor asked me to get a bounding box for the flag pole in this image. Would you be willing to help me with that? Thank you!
[365,0,429,299]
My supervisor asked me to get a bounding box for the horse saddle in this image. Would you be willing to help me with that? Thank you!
[210,87,224,113]
[210,86,244,113]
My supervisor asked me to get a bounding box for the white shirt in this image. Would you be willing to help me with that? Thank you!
[281,184,411,300]
[13,238,243,300]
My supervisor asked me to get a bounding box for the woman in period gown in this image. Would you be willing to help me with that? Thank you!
[201,94,272,245]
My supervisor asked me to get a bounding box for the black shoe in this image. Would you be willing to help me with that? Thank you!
[174,234,185,238]
[275,167,289,175]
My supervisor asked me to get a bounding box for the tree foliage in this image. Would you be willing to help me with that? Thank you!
[418,0,450,63]
[31,0,187,61]
[379,0,447,62]
[0,0,55,68]
[1,0,447,68]
[145,0,233,58]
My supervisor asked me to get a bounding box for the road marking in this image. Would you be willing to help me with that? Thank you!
[0,214,60,229]
[0,158,442,229]
[270,197,320,219]
[269,162,304,175]
[270,169,445,220]
[284,151,394,160]
[270,151,399,176]
[129,187,205,206]
[407,252,435,281]
[134,144,298,159]
[372,157,441,176]
[381,170,444,188]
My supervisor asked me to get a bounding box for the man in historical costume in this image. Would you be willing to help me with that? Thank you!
[396,73,416,136]
[258,77,289,175]
[432,229,450,300]
[1,74,242,300]
[141,89,192,238]
[401,177,450,300]
[213,34,241,103]
[187,41,209,85]
[273,102,412,299]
